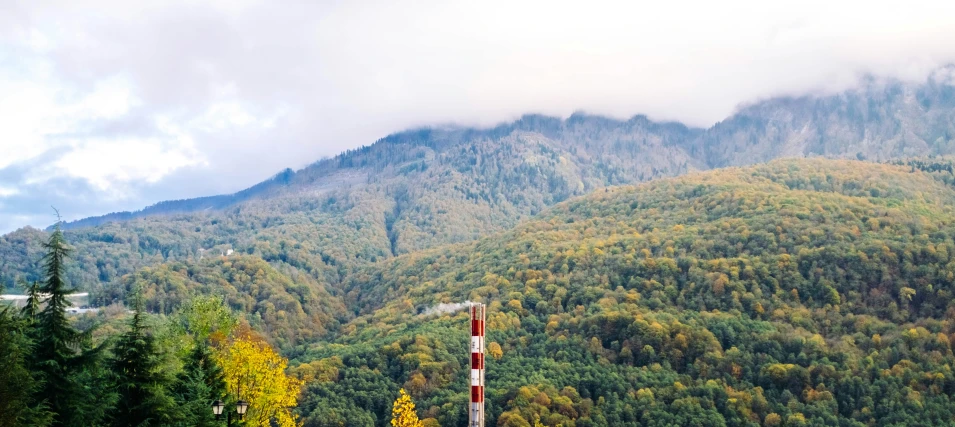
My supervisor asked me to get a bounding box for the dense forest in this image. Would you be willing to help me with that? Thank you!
[0,224,303,426]
[7,158,955,425]
[296,158,955,426]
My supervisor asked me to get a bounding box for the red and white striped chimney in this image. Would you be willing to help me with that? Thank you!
[469,303,485,427]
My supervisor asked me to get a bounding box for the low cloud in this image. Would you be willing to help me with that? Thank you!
[3,0,955,232]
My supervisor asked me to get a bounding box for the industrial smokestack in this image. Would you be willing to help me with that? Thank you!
[470,303,485,427]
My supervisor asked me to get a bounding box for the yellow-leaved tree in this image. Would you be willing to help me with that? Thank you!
[391,388,423,427]
[216,327,303,427]
[488,341,504,359]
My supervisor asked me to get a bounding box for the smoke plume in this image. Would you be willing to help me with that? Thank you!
[421,301,474,316]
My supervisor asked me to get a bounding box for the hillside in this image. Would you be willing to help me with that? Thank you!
[294,159,955,426]
[6,157,955,425]
[120,256,346,351]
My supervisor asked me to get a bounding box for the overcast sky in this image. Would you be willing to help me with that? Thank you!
[2,0,955,233]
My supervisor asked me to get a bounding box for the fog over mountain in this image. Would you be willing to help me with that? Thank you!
[48,71,955,233]
[3,0,955,232]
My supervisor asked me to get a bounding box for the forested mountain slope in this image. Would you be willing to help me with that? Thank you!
[295,159,955,426]
[3,74,955,301]
[120,256,346,351]
[0,113,698,298]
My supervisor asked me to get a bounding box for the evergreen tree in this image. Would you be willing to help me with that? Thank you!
[0,288,51,427]
[20,280,42,345]
[171,295,232,426]
[172,343,225,427]
[20,280,43,324]
[110,292,175,426]
[34,223,83,426]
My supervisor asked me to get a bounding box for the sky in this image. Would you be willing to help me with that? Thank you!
[2,0,955,233]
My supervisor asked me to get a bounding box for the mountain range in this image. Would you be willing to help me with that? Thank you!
[1,74,951,292]
[4,72,955,425]
[56,71,955,233]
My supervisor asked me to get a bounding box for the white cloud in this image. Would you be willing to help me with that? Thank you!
[52,136,205,196]
[0,65,59,170]
[191,101,281,132]
[67,75,138,120]
[3,0,955,232]
[0,58,205,199]
[0,186,18,197]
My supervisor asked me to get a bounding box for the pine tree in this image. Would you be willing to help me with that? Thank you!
[110,292,175,426]
[390,388,422,427]
[34,222,82,426]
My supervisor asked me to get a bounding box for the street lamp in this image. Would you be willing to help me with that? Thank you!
[236,400,249,420]
[212,398,249,425]
[212,400,225,418]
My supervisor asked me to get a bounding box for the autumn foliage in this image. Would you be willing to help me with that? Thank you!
[391,388,423,427]
[300,159,955,425]
[215,327,303,427]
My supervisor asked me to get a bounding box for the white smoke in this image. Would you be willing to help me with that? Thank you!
[421,301,474,316]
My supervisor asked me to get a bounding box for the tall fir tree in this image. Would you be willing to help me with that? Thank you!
[172,343,226,427]
[110,291,176,426]
[34,222,82,426]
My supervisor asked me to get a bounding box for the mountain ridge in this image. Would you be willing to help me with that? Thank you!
[3,74,955,319]
[47,73,955,233]
[55,111,699,231]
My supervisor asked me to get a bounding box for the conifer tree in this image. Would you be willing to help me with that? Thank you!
[34,222,82,425]
[19,280,42,348]
[0,288,51,427]
[110,292,175,426]
[29,219,113,426]
[172,295,233,425]
[390,388,422,427]
[20,280,42,325]
[172,343,225,427]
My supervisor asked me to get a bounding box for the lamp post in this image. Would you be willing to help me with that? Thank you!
[236,400,249,420]
[212,399,249,425]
